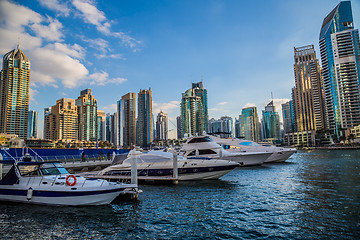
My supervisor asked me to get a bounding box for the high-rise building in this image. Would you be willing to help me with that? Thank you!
[44,98,78,141]
[156,111,168,140]
[282,101,295,134]
[319,1,360,138]
[261,101,281,141]
[208,116,233,138]
[0,46,30,139]
[137,88,153,148]
[234,118,241,138]
[293,45,325,132]
[27,110,38,138]
[97,110,105,141]
[176,116,182,139]
[121,93,136,148]
[76,89,98,141]
[180,81,208,137]
[105,113,111,143]
[239,107,260,142]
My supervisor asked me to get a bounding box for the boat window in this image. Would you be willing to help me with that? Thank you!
[40,163,65,176]
[18,165,41,176]
[188,137,213,143]
[187,149,217,156]
[54,163,69,174]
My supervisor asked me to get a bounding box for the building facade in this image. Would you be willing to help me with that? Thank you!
[137,88,153,148]
[156,111,168,140]
[44,98,78,141]
[293,45,325,132]
[176,116,182,139]
[239,107,260,142]
[121,93,136,148]
[208,116,233,138]
[261,101,281,141]
[27,110,38,138]
[319,1,360,138]
[97,110,105,141]
[76,89,98,141]
[0,46,30,139]
[180,81,208,137]
[282,101,295,134]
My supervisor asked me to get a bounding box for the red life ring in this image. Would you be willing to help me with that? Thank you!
[66,175,77,186]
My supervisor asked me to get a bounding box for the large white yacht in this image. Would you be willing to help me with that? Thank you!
[99,150,238,180]
[181,135,272,166]
[209,136,297,163]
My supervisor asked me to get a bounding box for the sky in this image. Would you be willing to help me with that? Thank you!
[0,0,360,139]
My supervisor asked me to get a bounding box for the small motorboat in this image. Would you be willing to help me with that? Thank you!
[98,150,238,181]
[0,159,138,206]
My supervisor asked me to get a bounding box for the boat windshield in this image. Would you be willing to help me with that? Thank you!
[188,137,213,144]
[40,163,69,175]
[188,149,217,156]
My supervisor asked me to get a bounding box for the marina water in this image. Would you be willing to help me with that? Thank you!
[1,150,359,239]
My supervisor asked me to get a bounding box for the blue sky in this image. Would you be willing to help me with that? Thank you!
[1,0,360,138]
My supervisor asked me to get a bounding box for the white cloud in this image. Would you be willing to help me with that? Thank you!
[152,101,180,114]
[88,71,127,86]
[30,16,64,41]
[0,0,42,32]
[243,102,256,108]
[103,104,117,113]
[217,101,228,105]
[46,42,85,59]
[95,53,126,60]
[82,37,109,53]
[72,0,141,50]
[38,0,70,16]
[29,87,39,104]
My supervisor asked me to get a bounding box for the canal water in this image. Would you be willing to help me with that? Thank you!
[1,150,359,239]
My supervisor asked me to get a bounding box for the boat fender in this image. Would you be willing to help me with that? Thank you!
[66,175,77,186]
[27,188,33,200]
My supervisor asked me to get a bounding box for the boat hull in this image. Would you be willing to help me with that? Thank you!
[102,164,237,181]
[264,150,297,163]
[0,186,128,206]
[221,152,272,166]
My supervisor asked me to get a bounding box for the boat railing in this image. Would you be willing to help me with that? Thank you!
[0,154,113,164]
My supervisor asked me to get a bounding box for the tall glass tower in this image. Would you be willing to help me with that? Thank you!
[76,89,98,141]
[239,107,260,142]
[121,93,136,148]
[261,101,281,141]
[27,110,38,138]
[293,45,325,132]
[180,81,208,137]
[0,46,30,139]
[137,88,153,148]
[319,1,360,138]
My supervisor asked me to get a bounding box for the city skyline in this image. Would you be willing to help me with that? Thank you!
[1,0,360,139]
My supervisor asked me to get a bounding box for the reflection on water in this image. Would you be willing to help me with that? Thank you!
[0,150,359,239]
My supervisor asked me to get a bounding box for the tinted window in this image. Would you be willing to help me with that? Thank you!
[188,137,213,143]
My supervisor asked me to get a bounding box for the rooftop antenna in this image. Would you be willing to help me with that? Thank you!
[17,36,20,49]
[271,92,274,106]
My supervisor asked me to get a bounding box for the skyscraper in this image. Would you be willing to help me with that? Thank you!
[180,81,208,137]
[261,101,281,141]
[208,116,233,138]
[293,45,325,132]
[121,93,136,148]
[76,89,98,141]
[0,46,30,139]
[156,111,168,140]
[137,88,153,148]
[27,110,38,138]
[176,116,182,139]
[239,107,260,142]
[97,110,105,141]
[319,1,360,138]
[282,101,295,134]
[44,98,78,141]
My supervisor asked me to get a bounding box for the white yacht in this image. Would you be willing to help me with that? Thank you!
[210,136,297,163]
[181,135,272,166]
[0,160,138,206]
[98,150,238,180]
